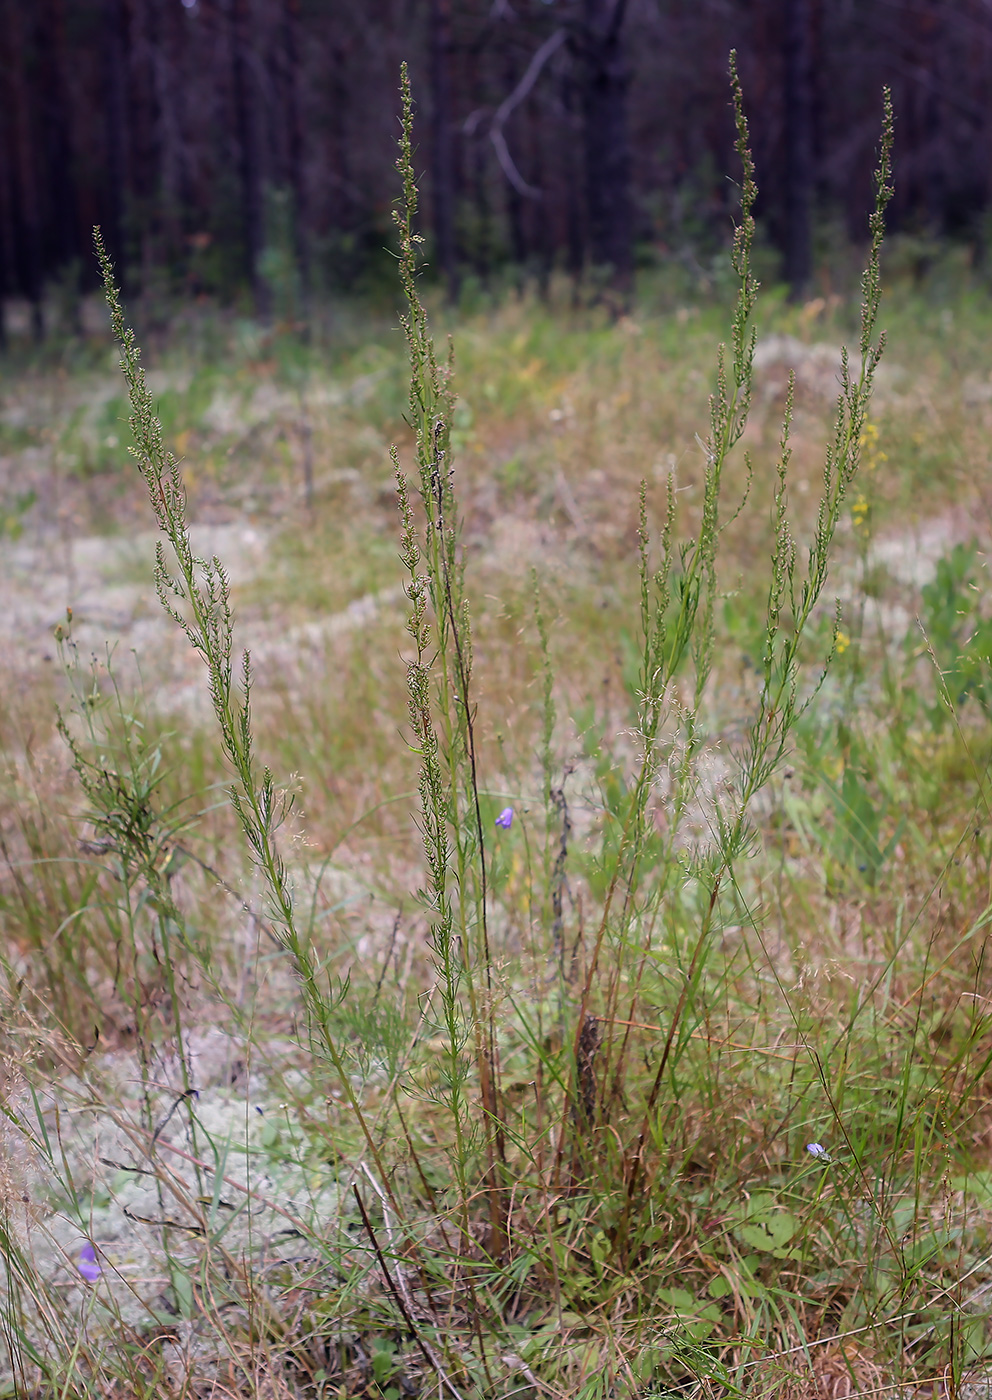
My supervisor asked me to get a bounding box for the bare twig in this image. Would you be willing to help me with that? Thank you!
[352,1182,468,1400]
[490,29,566,199]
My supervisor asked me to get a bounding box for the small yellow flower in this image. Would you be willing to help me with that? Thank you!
[858,420,886,474]
[835,631,850,655]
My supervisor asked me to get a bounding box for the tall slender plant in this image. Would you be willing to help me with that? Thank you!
[92,230,402,1212]
[392,63,506,1250]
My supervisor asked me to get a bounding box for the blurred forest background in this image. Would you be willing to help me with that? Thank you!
[2,0,991,329]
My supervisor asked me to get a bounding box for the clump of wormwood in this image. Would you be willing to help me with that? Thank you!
[77,53,900,1398]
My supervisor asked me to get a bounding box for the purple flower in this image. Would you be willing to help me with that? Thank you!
[495,807,514,830]
[77,1242,102,1282]
[806,1142,830,1163]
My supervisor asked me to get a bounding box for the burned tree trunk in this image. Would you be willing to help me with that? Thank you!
[429,0,459,301]
[4,0,44,337]
[230,0,268,318]
[40,0,80,277]
[102,0,128,274]
[0,107,13,345]
[562,64,585,292]
[577,0,632,291]
[281,0,310,310]
[783,0,814,299]
[498,39,528,275]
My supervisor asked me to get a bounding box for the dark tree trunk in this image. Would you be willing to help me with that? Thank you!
[529,98,552,298]
[281,0,310,311]
[0,108,12,344]
[561,64,584,292]
[470,133,490,284]
[151,0,192,261]
[327,40,354,254]
[5,0,44,337]
[465,49,490,285]
[500,42,527,274]
[578,0,632,291]
[129,0,162,294]
[918,0,945,230]
[40,0,80,275]
[429,0,459,301]
[783,0,814,298]
[102,0,128,274]
[230,0,268,317]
